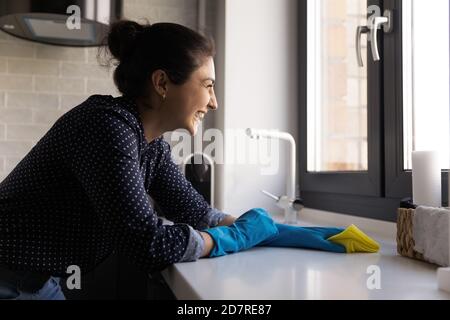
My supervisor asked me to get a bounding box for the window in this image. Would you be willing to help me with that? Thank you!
[402,0,449,170]
[299,0,450,221]
[307,0,368,173]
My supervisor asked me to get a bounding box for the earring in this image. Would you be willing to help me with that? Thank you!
[162,93,166,100]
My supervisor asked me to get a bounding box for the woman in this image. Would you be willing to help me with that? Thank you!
[0,20,350,301]
[0,20,238,300]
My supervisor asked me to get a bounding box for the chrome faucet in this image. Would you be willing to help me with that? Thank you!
[245,128,303,224]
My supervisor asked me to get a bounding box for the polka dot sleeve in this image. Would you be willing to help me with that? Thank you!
[148,139,227,230]
[66,107,191,273]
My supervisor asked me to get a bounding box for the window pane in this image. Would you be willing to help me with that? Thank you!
[403,0,450,170]
[307,0,368,172]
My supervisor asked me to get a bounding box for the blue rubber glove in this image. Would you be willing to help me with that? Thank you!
[204,208,279,257]
[258,224,346,253]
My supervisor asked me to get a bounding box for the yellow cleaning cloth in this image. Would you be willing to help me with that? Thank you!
[327,224,380,253]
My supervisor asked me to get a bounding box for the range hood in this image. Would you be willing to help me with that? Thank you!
[0,0,122,47]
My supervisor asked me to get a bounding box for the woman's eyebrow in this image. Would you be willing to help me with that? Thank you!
[202,77,215,84]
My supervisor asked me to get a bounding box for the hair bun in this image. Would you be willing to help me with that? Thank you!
[107,20,145,62]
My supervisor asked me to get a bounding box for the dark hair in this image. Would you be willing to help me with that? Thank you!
[104,20,216,99]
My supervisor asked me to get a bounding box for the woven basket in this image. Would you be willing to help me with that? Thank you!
[396,208,426,262]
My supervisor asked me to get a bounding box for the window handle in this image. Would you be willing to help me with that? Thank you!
[356,9,394,67]
[356,26,370,67]
[369,10,393,62]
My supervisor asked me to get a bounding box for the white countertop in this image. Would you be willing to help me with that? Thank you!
[161,209,450,300]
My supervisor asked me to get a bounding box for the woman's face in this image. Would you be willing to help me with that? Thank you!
[164,57,218,135]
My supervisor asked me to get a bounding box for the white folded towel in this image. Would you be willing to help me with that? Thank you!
[413,206,450,267]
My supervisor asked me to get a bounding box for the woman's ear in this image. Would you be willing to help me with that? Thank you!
[151,69,169,99]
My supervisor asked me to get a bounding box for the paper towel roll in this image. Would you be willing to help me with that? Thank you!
[412,151,441,207]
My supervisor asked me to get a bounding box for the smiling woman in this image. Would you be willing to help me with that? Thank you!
[0,20,233,300]
[105,20,218,138]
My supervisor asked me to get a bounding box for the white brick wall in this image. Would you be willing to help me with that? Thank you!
[0,58,6,72]
[0,0,198,182]
[0,125,4,141]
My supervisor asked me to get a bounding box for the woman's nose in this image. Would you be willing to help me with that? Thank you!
[208,90,218,110]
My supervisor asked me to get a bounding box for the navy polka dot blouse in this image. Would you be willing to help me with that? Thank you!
[0,95,227,276]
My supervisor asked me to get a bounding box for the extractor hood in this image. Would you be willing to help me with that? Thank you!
[0,0,122,47]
